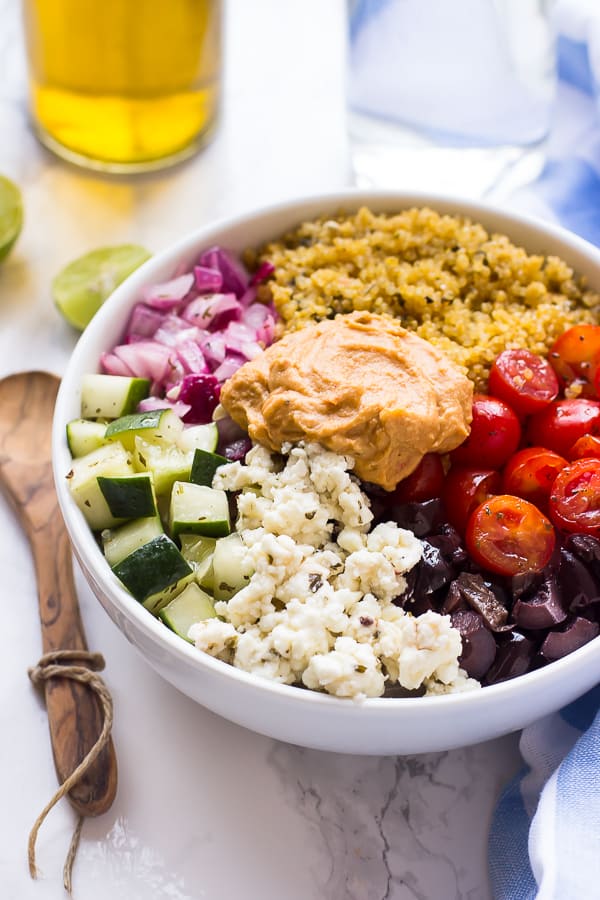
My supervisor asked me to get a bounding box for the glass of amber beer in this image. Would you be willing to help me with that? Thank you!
[22,0,223,172]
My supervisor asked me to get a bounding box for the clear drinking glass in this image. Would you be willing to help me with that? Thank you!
[347,0,557,198]
[22,0,223,173]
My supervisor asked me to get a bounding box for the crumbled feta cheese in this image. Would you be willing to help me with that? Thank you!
[192,442,474,700]
[302,636,385,699]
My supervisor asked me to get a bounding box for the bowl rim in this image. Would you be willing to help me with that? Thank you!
[53,187,600,715]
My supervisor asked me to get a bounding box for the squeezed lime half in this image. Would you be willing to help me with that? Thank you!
[0,175,23,262]
[53,244,151,330]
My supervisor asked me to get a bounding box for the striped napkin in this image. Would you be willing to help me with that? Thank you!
[488,4,600,898]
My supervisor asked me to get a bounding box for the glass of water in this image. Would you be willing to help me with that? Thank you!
[347,0,557,198]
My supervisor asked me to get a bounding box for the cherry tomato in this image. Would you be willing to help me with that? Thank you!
[390,453,445,503]
[526,398,600,458]
[549,458,600,536]
[568,434,600,461]
[442,466,502,534]
[548,324,600,397]
[450,394,521,469]
[488,348,559,416]
[502,447,567,511]
[465,494,556,577]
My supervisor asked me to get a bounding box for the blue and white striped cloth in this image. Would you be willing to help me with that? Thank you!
[488,4,600,899]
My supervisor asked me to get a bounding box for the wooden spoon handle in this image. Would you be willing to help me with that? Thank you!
[30,507,118,817]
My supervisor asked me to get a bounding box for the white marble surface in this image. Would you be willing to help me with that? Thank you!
[0,1,522,897]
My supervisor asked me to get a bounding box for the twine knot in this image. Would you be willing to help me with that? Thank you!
[27,649,114,896]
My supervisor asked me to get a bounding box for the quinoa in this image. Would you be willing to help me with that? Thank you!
[252,206,600,389]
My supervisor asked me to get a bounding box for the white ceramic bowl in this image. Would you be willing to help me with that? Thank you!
[53,190,600,755]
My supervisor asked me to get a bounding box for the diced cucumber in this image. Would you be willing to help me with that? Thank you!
[105,408,184,452]
[134,437,194,495]
[97,473,157,519]
[190,448,228,487]
[112,533,194,612]
[102,516,164,567]
[143,572,196,616]
[67,443,134,530]
[179,533,216,590]
[178,422,218,453]
[212,532,253,601]
[66,418,107,457]
[81,374,150,419]
[159,582,217,641]
[169,482,230,538]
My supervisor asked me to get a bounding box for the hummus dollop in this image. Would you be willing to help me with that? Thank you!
[220,311,473,490]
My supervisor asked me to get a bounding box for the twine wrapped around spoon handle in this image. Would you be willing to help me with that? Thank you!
[27,650,114,895]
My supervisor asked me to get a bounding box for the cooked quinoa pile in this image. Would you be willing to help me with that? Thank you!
[252,206,600,388]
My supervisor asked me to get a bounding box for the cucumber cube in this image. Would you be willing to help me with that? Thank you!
[112,534,193,611]
[67,443,135,530]
[102,516,164,567]
[212,532,253,601]
[159,582,217,641]
[169,482,230,538]
[97,473,157,519]
[66,418,107,457]
[81,374,150,419]
[190,448,228,487]
[134,437,194,495]
[178,422,219,453]
[105,408,184,452]
[179,534,216,590]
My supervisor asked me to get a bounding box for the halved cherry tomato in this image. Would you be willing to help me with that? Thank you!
[549,458,600,536]
[548,324,600,397]
[465,494,556,576]
[390,453,445,503]
[442,466,502,534]
[526,398,600,458]
[568,434,600,461]
[502,447,567,511]
[450,395,521,469]
[489,348,559,416]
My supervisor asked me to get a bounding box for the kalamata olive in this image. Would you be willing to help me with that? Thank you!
[558,547,600,612]
[428,524,468,566]
[387,498,445,537]
[442,580,469,615]
[399,540,455,615]
[448,572,510,631]
[485,632,538,684]
[540,617,600,662]
[223,437,253,462]
[361,481,392,520]
[512,577,567,630]
[216,414,247,448]
[451,610,497,679]
[511,570,543,600]
[564,534,600,575]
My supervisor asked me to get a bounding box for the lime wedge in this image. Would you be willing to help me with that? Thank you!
[53,244,151,330]
[0,175,23,263]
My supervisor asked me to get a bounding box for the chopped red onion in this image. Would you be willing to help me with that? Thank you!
[250,260,275,286]
[100,351,135,377]
[142,273,195,310]
[200,333,227,367]
[126,303,165,339]
[213,353,246,382]
[182,292,242,331]
[175,340,210,375]
[102,245,279,423]
[194,265,223,293]
[138,396,191,418]
[198,246,249,298]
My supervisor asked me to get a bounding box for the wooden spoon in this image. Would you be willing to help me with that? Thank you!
[0,370,117,816]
